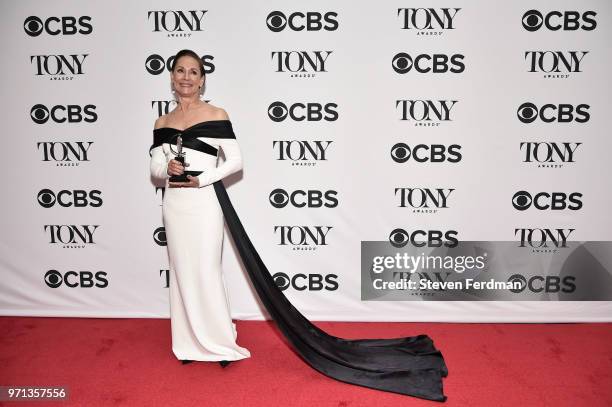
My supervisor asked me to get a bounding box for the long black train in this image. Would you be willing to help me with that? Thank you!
[213,181,448,402]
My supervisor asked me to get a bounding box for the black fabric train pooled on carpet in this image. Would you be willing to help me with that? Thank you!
[213,181,448,401]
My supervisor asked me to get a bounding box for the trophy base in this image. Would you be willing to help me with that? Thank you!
[169,174,188,183]
[169,171,203,183]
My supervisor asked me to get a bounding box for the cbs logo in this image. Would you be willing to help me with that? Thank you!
[30,104,97,124]
[24,16,92,36]
[517,103,589,124]
[391,143,462,163]
[269,188,338,208]
[44,270,108,288]
[512,191,582,211]
[37,189,103,208]
[266,11,338,32]
[522,10,596,32]
[392,53,465,74]
[389,229,458,248]
[268,102,338,122]
[272,272,338,291]
[507,274,576,293]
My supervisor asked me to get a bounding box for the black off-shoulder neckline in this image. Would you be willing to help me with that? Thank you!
[154,119,231,132]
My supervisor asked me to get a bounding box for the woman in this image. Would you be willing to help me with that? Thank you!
[150,49,448,401]
[149,49,250,367]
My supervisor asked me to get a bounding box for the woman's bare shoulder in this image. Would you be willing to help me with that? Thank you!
[203,103,230,120]
[154,114,169,129]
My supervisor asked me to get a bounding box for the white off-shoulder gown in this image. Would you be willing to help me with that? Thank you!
[149,121,251,362]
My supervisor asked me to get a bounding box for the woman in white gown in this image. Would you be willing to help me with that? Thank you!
[149,49,447,401]
[149,49,250,366]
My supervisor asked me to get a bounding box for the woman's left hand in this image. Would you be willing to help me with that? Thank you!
[168,175,200,188]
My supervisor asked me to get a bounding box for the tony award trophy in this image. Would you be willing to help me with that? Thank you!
[169,135,189,183]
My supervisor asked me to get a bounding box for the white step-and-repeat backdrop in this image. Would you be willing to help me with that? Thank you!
[1,0,611,321]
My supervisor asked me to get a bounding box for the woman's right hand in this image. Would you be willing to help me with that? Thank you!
[167,159,184,176]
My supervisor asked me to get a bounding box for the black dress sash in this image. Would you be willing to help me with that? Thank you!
[149,119,237,156]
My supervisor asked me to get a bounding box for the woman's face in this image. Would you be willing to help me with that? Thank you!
[171,56,204,98]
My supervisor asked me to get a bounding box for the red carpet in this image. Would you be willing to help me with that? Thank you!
[1,317,611,406]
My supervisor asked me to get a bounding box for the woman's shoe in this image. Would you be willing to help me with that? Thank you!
[181,359,194,365]
[219,360,232,368]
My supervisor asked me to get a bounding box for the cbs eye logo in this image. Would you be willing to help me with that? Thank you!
[30,104,49,124]
[38,189,56,207]
[507,274,527,293]
[522,10,544,31]
[45,270,63,288]
[266,11,286,32]
[24,16,44,36]
[268,102,288,122]
[273,272,291,290]
[153,227,167,246]
[512,191,532,210]
[392,53,412,74]
[390,143,410,163]
[269,189,288,207]
[389,228,409,247]
[517,103,538,123]
[145,54,166,75]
